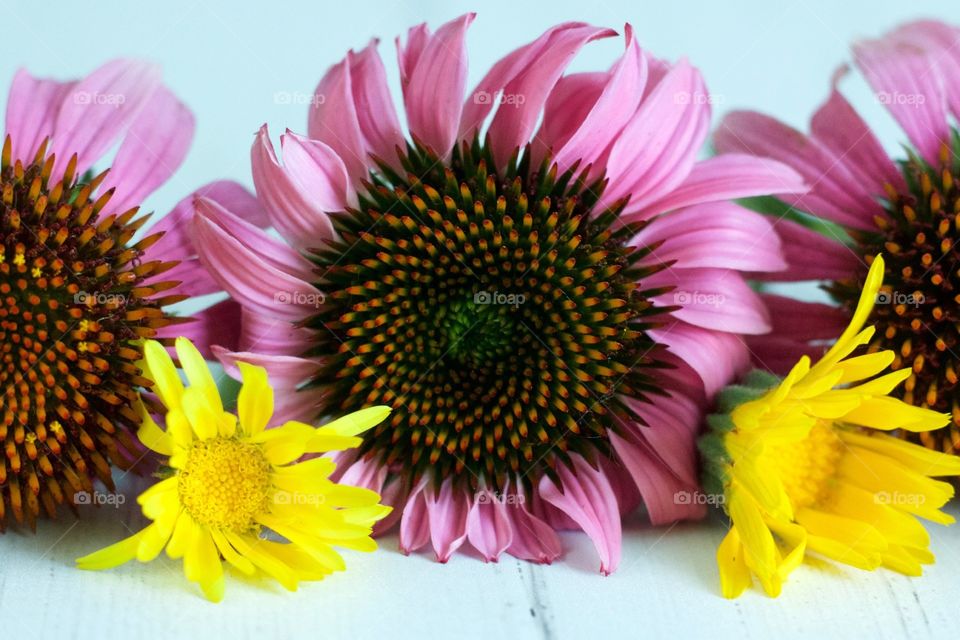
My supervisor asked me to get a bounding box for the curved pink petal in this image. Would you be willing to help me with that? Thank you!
[4,69,75,163]
[646,268,771,335]
[634,202,787,273]
[399,479,431,554]
[348,40,405,168]
[105,85,194,213]
[466,490,514,562]
[148,258,219,298]
[892,21,960,119]
[651,320,749,396]
[425,478,470,562]
[600,59,711,215]
[538,454,621,575]
[400,13,475,155]
[485,23,617,168]
[239,307,316,355]
[155,298,242,357]
[621,389,701,488]
[635,154,807,220]
[756,219,862,282]
[51,59,162,175]
[272,387,325,425]
[853,36,949,165]
[715,111,879,230]
[810,66,905,195]
[212,346,317,389]
[251,125,339,251]
[195,196,315,282]
[504,488,562,563]
[307,57,368,184]
[192,213,319,323]
[761,294,849,344]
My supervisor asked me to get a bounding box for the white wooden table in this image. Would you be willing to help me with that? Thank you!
[2,474,956,639]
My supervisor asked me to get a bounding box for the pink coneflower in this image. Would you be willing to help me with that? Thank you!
[715,19,960,456]
[193,15,804,572]
[0,60,252,528]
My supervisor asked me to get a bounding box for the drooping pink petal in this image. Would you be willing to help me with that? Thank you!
[504,487,562,563]
[853,36,949,165]
[307,57,368,184]
[650,320,749,396]
[645,268,771,335]
[621,389,702,488]
[348,40,405,168]
[51,59,162,175]
[810,66,905,195]
[539,454,622,575]
[891,21,960,119]
[4,69,75,163]
[194,196,315,282]
[754,219,862,282]
[192,213,319,323]
[399,479,431,554]
[212,346,317,389]
[599,59,711,215]
[251,125,339,251]
[239,307,316,355]
[485,23,617,168]
[425,478,471,562]
[399,13,475,155]
[635,154,807,220]
[155,299,242,357]
[466,490,514,562]
[633,201,787,273]
[715,111,879,230]
[271,387,325,425]
[105,85,195,213]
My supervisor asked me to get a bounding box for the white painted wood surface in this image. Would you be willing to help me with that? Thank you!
[1,474,956,639]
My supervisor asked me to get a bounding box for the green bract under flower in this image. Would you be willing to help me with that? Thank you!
[306,137,668,489]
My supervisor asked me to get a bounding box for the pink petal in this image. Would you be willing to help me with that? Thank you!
[307,57,368,184]
[425,478,470,562]
[761,295,849,344]
[195,196,315,281]
[635,154,807,220]
[155,299,242,357]
[147,258,219,298]
[504,488,562,563]
[892,21,960,119]
[51,59,162,175]
[485,23,617,168]
[600,59,711,215]
[251,125,339,251]
[348,40,405,167]
[105,85,194,213]
[634,202,787,273]
[756,219,862,282]
[212,346,317,389]
[466,490,514,562]
[620,389,702,488]
[650,320,749,397]
[539,454,622,575]
[853,37,949,165]
[4,69,75,163]
[810,66,905,195]
[400,13,475,155]
[646,268,771,335]
[192,213,319,322]
[715,111,879,230]
[239,307,316,355]
[399,479,431,554]
[271,387,325,425]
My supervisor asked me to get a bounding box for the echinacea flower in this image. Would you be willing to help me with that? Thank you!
[0,60,256,529]
[700,254,960,598]
[192,14,805,571]
[716,20,960,455]
[76,337,392,602]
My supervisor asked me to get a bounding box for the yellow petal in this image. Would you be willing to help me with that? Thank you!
[175,337,223,414]
[318,406,391,437]
[225,532,299,591]
[137,522,174,562]
[166,512,199,559]
[717,527,752,599]
[76,529,146,570]
[143,340,184,411]
[181,386,219,440]
[210,528,256,576]
[136,397,173,455]
[184,530,223,593]
[842,396,949,432]
[839,430,960,477]
[238,362,274,437]
[832,351,895,385]
[727,485,778,582]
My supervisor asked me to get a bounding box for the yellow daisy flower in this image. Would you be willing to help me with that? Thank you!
[701,254,960,598]
[76,337,392,602]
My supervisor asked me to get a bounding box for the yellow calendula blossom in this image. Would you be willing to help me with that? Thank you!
[700,254,960,598]
[76,337,392,602]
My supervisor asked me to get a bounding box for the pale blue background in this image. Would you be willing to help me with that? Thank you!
[2,0,959,221]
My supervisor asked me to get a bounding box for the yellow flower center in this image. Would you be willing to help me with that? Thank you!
[177,438,273,532]
[767,422,844,509]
